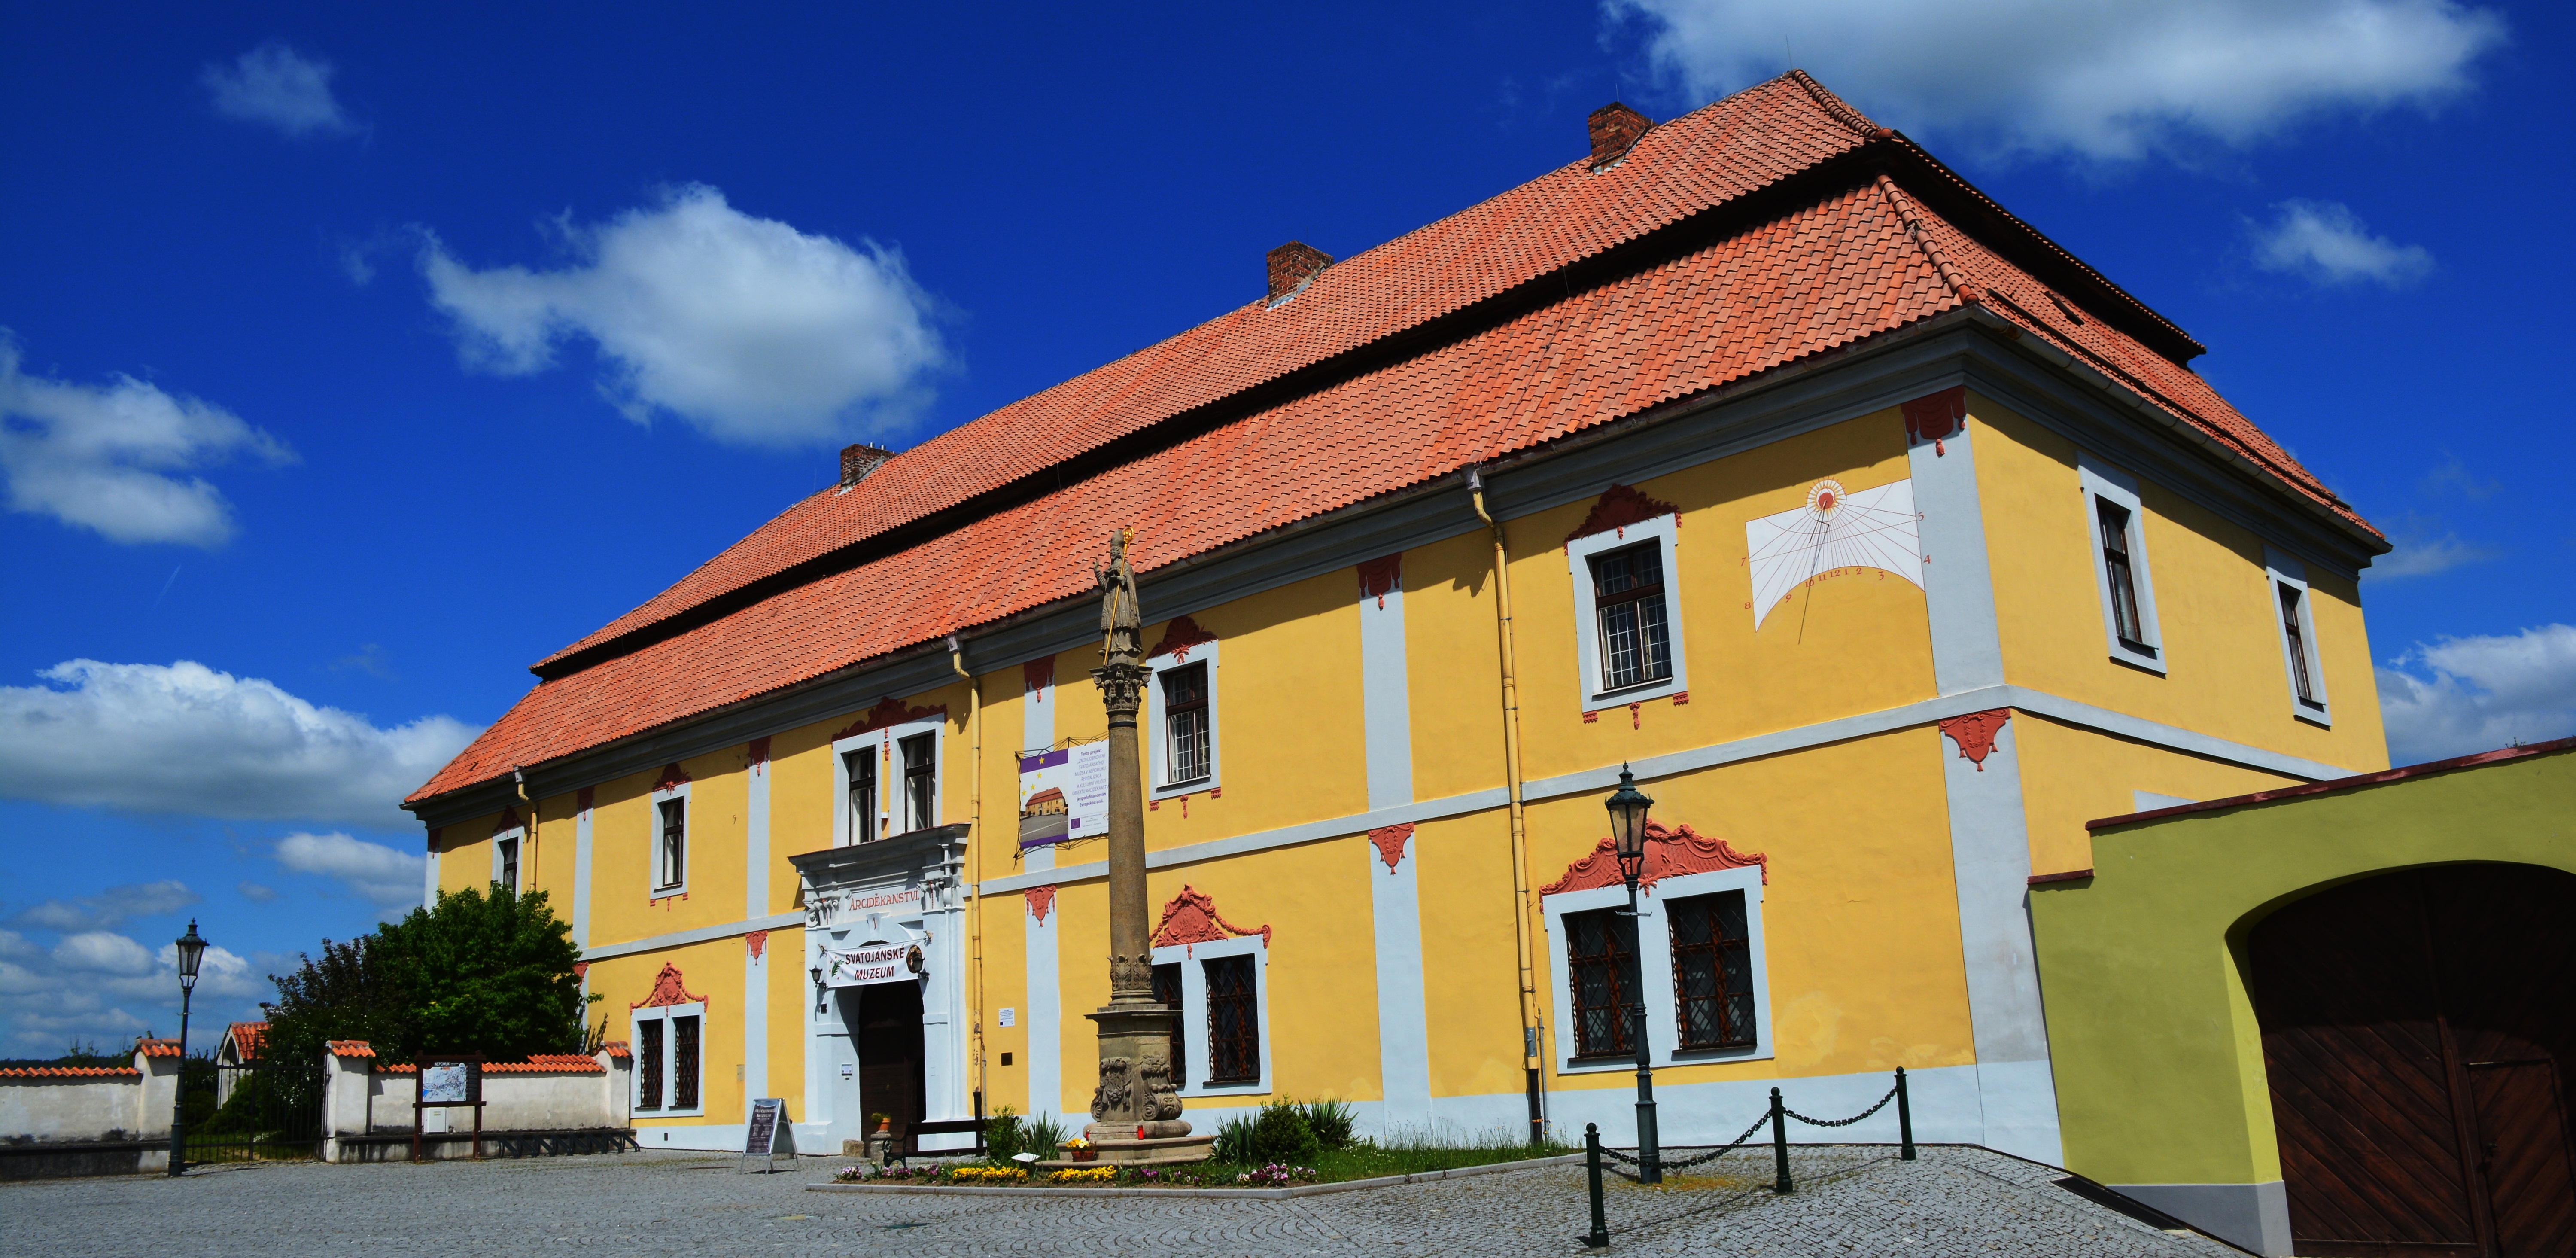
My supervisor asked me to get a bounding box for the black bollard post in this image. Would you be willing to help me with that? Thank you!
[1584,1123,1609,1248]
[1895,1067,1916,1161]
[1770,1087,1793,1194]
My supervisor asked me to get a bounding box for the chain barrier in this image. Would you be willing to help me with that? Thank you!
[1582,1067,1921,1240]
[1781,1082,1900,1129]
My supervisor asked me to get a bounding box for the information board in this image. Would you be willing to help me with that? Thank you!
[1018,741,1110,845]
[742,1097,785,1172]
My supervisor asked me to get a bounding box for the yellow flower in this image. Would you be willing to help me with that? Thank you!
[1047,1167,1116,1184]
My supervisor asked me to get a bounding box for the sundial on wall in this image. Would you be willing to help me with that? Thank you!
[1743,478,1925,629]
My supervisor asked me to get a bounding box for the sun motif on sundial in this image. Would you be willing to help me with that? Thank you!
[1743,478,1924,629]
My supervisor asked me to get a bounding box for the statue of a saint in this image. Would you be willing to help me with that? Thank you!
[1094,528,1141,663]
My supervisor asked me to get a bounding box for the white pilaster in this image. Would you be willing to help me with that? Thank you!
[1367,830,1434,1133]
[1025,891,1061,1121]
[1937,714,2062,1163]
[744,753,771,1106]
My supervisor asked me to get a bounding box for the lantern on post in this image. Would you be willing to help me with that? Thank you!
[168,920,207,1176]
[1603,767,1662,1184]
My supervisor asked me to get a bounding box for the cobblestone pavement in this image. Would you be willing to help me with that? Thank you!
[2,1145,2243,1256]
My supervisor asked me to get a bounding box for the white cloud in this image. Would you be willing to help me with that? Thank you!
[0,660,480,829]
[201,42,356,138]
[420,185,945,448]
[2366,512,2497,580]
[0,929,263,1054]
[2252,200,2435,286]
[274,831,424,918]
[1611,0,2506,160]
[0,335,293,547]
[10,880,200,932]
[2377,624,2576,764]
[238,881,279,902]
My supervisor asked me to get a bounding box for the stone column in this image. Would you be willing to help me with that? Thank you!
[1063,530,1209,1164]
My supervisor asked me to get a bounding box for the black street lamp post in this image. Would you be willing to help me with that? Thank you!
[1604,765,1660,1185]
[168,920,207,1177]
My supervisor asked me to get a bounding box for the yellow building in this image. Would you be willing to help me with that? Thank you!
[405,76,2390,1168]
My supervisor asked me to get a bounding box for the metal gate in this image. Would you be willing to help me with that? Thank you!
[181,1059,324,1164]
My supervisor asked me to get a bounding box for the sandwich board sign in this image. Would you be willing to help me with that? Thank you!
[742,1097,787,1172]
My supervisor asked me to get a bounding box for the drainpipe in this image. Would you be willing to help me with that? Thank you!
[949,634,987,1120]
[1470,468,1548,1146]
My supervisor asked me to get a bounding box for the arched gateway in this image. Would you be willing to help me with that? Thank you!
[2248,864,2576,1256]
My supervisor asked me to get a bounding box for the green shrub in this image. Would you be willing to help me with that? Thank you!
[1022,1110,1068,1155]
[1213,1112,1260,1163]
[1298,1097,1358,1150]
[984,1104,1025,1161]
[1250,1099,1321,1163]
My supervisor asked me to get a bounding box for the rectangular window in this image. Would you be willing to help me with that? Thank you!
[656,799,685,891]
[636,1018,664,1111]
[844,749,877,845]
[496,836,519,892]
[899,734,936,833]
[1153,962,1186,1091]
[1204,955,1259,1084]
[2279,584,2319,707]
[1667,891,1756,1050]
[671,1014,701,1111]
[2096,499,2153,657]
[1588,543,1673,692]
[1161,662,1211,787]
[1565,907,1642,1059]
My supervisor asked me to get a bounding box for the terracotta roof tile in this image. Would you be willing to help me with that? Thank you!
[134,1039,183,1058]
[410,73,2373,809]
[327,1040,376,1057]
[0,1066,143,1078]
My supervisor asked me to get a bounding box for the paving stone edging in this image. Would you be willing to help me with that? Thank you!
[806,1151,1585,1200]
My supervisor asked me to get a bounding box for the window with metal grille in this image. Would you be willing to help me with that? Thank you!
[672,1014,700,1111]
[2096,499,2153,656]
[900,734,936,833]
[1204,955,1259,1084]
[497,836,519,892]
[1667,890,1756,1050]
[1565,907,1642,1059]
[844,748,877,845]
[656,799,685,890]
[1153,962,1186,1090]
[1161,662,1211,786]
[636,1018,664,1110]
[1588,542,1672,692]
[2279,584,2320,707]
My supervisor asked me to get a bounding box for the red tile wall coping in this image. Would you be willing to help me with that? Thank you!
[0,1066,143,1078]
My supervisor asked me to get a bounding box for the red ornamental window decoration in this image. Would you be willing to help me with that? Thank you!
[830,696,948,743]
[629,963,709,1010]
[1150,615,1218,662]
[1539,821,1768,898]
[1565,484,1680,546]
[1025,885,1058,924]
[1151,886,1271,950]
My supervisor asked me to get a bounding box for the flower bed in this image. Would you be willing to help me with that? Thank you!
[832,1161,1317,1188]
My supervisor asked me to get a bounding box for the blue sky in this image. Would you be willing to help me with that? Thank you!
[4,1,2571,1054]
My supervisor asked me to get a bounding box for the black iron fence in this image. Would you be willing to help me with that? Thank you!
[179,1059,324,1165]
[1582,1066,1917,1248]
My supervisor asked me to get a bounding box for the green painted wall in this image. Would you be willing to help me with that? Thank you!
[2032,743,2576,1188]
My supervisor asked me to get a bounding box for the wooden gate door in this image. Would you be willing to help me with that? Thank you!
[855,980,925,1148]
[2251,865,2576,1258]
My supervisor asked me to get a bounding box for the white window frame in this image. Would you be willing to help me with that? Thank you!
[830,716,944,846]
[630,1000,706,1118]
[1151,934,1270,1097]
[648,780,692,899]
[2265,547,2332,726]
[490,825,524,893]
[2079,453,2166,674]
[1566,514,1688,711]
[1542,865,1771,1072]
[1146,640,1221,800]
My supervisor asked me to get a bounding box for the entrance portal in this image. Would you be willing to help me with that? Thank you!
[854,980,925,1152]
[2250,864,2576,1257]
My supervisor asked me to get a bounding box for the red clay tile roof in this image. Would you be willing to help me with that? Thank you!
[601,1040,633,1059]
[134,1039,183,1058]
[485,1055,606,1074]
[0,1066,143,1078]
[409,73,2378,809]
[327,1040,376,1057]
[224,1021,268,1059]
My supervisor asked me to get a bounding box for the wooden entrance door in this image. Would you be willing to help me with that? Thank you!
[2251,865,2576,1257]
[855,980,925,1150]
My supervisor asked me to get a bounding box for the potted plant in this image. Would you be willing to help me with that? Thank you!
[1064,1135,1096,1163]
[866,1113,897,1166]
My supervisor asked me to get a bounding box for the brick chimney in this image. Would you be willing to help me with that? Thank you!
[839,443,890,488]
[1266,241,1333,302]
[1588,102,1651,170]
